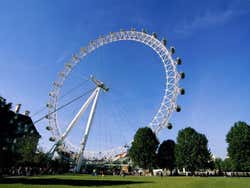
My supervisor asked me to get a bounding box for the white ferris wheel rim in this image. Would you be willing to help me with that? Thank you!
[47,29,181,157]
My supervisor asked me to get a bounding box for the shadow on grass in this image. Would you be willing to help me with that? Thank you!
[0,177,149,186]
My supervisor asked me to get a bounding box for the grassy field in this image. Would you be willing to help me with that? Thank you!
[1,175,250,188]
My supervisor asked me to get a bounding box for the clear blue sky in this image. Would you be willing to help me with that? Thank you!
[1,0,250,158]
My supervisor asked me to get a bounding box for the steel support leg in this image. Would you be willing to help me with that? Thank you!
[75,87,101,172]
[48,88,99,157]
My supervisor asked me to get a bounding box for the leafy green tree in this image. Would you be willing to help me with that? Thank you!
[175,127,211,174]
[226,121,250,171]
[49,157,70,174]
[129,127,159,170]
[214,158,223,171]
[33,148,50,166]
[221,158,233,172]
[213,158,224,175]
[15,135,39,165]
[157,140,175,174]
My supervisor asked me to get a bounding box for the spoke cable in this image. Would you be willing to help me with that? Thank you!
[33,87,96,124]
[31,78,91,118]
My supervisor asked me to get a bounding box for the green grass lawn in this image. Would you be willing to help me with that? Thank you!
[1,175,250,188]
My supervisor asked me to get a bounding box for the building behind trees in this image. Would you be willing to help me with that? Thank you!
[0,96,40,169]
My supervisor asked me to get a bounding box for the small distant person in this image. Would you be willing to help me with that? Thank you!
[92,169,97,176]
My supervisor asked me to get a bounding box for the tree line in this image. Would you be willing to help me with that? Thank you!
[129,122,250,175]
[1,95,250,175]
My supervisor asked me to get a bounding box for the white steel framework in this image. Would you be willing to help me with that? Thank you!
[75,87,100,172]
[47,29,183,165]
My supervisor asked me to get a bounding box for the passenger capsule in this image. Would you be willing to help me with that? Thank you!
[175,105,181,112]
[49,92,55,97]
[179,88,185,95]
[72,54,78,61]
[46,126,53,131]
[167,123,173,129]
[179,72,185,79]
[176,57,182,65]
[142,29,147,33]
[152,32,157,38]
[80,47,87,53]
[170,47,175,54]
[45,114,50,119]
[46,103,52,108]
[49,137,56,142]
[53,82,60,87]
[65,63,72,68]
[162,38,167,46]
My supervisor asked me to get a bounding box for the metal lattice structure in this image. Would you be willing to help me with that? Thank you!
[46,29,184,163]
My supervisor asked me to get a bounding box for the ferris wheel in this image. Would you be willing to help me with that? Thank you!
[45,29,185,172]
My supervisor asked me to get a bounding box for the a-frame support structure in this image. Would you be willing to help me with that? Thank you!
[48,76,109,173]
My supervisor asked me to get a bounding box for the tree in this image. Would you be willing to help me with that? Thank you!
[157,140,175,175]
[15,135,39,165]
[213,158,223,175]
[175,127,211,174]
[226,121,250,171]
[129,127,159,170]
[33,148,51,167]
[221,158,233,172]
[214,158,222,171]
